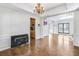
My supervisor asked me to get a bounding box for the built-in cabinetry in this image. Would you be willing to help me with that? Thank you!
[30,17,36,46]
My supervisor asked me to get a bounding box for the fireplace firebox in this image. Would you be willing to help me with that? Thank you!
[11,34,28,48]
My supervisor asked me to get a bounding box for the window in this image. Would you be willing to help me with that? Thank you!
[58,23,69,34]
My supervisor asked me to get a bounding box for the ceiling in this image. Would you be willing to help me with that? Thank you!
[0,3,79,18]
[10,3,63,14]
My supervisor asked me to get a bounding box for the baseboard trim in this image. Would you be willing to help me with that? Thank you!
[0,46,10,51]
[73,42,79,47]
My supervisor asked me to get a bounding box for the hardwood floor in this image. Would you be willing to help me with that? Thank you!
[0,34,79,56]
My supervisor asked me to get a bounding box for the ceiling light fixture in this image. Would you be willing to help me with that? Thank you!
[34,3,44,14]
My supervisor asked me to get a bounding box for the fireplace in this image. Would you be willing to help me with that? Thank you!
[11,34,28,48]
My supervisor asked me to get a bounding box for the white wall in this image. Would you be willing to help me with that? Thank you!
[0,5,39,51]
[74,9,79,47]
[35,17,41,39]
[43,23,50,36]
[42,18,50,37]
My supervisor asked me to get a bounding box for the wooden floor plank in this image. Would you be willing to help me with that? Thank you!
[0,34,79,56]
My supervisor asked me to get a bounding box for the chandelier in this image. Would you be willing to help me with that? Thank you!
[34,3,44,14]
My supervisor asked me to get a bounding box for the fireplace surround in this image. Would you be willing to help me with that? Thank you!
[11,34,28,48]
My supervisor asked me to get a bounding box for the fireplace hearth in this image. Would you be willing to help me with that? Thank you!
[11,34,28,48]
